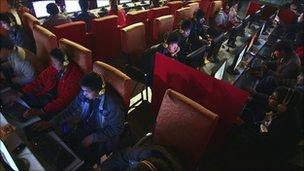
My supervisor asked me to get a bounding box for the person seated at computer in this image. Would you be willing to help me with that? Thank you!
[213,2,230,32]
[0,12,35,53]
[253,40,301,95]
[222,86,302,170]
[74,0,97,32]
[108,0,126,27]
[94,144,184,170]
[139,32,180,85]
[20,48,83,119]
[228,1,240,26]
[190,9,212,49]
[0,35,35,88]
[32,72,126,170]
[172,20,193,62]
[42,3,72,31]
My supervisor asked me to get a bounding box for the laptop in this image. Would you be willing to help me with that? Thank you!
[0,140,19,171]
[1,100,30,123]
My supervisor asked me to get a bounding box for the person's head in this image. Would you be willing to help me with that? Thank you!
[268,86,301,113]
[135,157,171,171]
[50,48,69,71]
[194,9,205,24]
[272,40,294,59]
[80,72,105,100]
[179,19,192,37]
[46,3,60,16]
[110,0,118,12]
[0,12,17,31]
[0,35,14,58]
[164,32,180,54]
[79,0,89,12]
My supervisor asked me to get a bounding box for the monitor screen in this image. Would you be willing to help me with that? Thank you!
[65,0,81,13]
[214,60,227,80]
[97,0,109,7]
[32,0,56,18]
[0,140,19,171]
[258,22,266,37]
[120,0,132,4]
[234,45,247,70]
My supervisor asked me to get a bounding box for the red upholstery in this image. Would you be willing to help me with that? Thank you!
[246,1,261,16]
[167,1,183,15]
[53,21,88,48]
[174,7,192,28]
[296,46,304,65]
[152,15,174,43]
[152,53,250,150]
[278,8,297,25]
[126,10,149,26]
[207,0,222,22]
[153,89,219,168]
[93,61,132,108]
[91,15,120,62]
[199,1,212,21]
[59,38,93,73]
[21,12,40,34]
[0,0,9,13]
[148,6,170,22]
[187,2,200,18]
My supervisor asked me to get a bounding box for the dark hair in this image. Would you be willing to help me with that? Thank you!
[46,3,59,15]
[273,40,294,55]
[0,12,17,27]
[50,48,66,63]
[136,157,172,171]
[165,32,180,45]
[0,35,14,50]
[110,0,119,14]
[80,72,104,91]
[180,19,192,31]
[194,9,205,20]
[78,0,89,12]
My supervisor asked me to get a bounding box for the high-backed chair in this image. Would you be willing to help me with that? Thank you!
[199,0,212,20]
[0,0,9,13]
[21,12,40,35]
[187,2,200,18]
[278,8,297,25]
[207,0,222,21]
[91,15,120,62]
[121,22,146,64]
[16,46,43,74]
[59,38,93,73]
[246,0,261,16]
[126,10,149,26]
[167,1,183,15]
[33,25,57,68]
[93,61,132,108]
[54,21,88,48]
[153,89,219,169]
[148,6,170,22]
[174,7,191,28]
[152,15,174,43]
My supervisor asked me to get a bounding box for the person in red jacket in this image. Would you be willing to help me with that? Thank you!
[21,48,83,119]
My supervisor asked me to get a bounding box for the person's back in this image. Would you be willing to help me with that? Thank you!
[42,3,72,31]
[108,0,126,27]
[74,0,97,31]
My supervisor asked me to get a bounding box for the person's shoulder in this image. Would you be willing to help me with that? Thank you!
[104,85,125,109]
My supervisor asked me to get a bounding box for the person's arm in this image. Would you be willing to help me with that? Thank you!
[12,55,35,85]
[42,69,82,115]
[92,102,125,143]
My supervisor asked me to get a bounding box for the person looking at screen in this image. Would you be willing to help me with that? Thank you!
[42,3,72,31]
[74,0,97,31]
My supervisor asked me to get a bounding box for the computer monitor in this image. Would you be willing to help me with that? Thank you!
[65,0,81,13]
[213,60,227,80]
[186,45,208,68]
[97,0,109,7]
[0,140,19,171]
[227,22,247,48]
[120,0,132,4]
[32,0,56,18]
[257,22,266,38]
[208,32,229,60]
[227,44,248,75]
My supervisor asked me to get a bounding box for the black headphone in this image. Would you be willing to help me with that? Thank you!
[98,77,106,96]
[62,54,70,67]
[140,160,158,171]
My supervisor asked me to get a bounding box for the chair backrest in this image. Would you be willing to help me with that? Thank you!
[59,38,93,73]
[91,15,120,62]
[126,9,149,26]
[21,12,40,34]
[246,0,261,16]
[54,21,88,48]
[153,89,219,168]
[167,1,183,15]
[121,22,146,63]
[199,1,212,21]
[0,0,9,13]
[152,15,174,43]
[278,8,297,25]
[207,0,222,20]
[174,7,191,28]
[188,2,200,18]
[148,6,171,22]
[16,46,43,74]
[33,25,57,68]
[93,61,132,108]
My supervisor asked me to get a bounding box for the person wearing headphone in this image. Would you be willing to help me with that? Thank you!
[42,3,72,31]
[222,86,302,170]
[31,72,126,170]
[0,12,35,52]
[18,48,83,119]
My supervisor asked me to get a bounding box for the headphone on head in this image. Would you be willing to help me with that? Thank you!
[62,54,70,67]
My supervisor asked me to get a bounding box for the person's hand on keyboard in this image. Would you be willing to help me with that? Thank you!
[23,108,45,118]
[31,121,51,132]
[82,135,94,148]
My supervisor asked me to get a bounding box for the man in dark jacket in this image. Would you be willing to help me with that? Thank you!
[32,72,126,169]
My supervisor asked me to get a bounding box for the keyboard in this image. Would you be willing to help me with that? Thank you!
[23,123,76,170]
[1,102,30,122]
